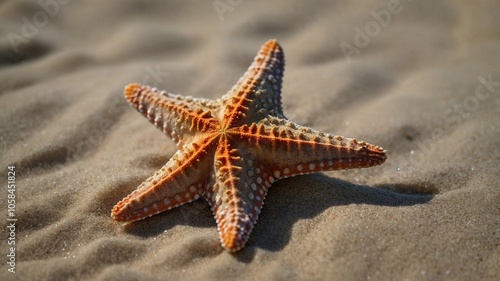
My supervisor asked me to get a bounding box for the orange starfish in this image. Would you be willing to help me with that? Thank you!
[112,39,386,252]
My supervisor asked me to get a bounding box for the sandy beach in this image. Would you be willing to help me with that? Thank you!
[1,1,499,280]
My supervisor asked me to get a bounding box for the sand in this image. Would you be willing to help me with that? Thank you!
[1,0,499,280]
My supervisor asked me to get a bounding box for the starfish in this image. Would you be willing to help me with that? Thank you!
[112,39,386,252]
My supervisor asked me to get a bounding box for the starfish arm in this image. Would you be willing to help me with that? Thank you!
[236,118,387,181]
[112,136,216,222]
[221,39,286,128]
[205,135,269,252]
[124,83,219,148]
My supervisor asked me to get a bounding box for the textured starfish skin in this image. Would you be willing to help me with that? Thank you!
[112,39,387,252]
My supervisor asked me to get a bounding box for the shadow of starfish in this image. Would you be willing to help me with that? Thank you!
[121,173,432,260]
